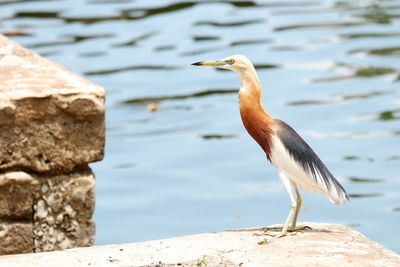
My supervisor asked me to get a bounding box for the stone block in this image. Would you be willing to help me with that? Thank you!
[0,168,95,253]
[0,222,33,255]
[0,34,105,173]
[33,167,95,252]
[0,172,38,220]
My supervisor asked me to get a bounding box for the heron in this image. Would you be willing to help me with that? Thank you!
[192,55,348,239]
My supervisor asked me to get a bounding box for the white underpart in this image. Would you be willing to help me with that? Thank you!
[270,135,345,204]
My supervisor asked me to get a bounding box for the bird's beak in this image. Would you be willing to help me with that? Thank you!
[191,60,225,67]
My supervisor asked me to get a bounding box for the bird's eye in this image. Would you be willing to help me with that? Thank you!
[226,59,235,65]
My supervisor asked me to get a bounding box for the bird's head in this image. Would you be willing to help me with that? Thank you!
[192,55,254,76]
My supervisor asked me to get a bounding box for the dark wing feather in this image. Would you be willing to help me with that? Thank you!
[276,119,348,201]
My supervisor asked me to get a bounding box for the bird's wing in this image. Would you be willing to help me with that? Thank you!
[271,119,348,204]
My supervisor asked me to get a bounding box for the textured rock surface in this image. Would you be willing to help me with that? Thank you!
[0,172,38,220]
[0,34,103,255]
[0,222,33,255]
[32,167,95,252]
[0,34,105,173]
[0,169,96,254]
[0,223,398,266]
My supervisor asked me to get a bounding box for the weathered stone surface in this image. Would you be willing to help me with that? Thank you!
[0,34,105,173]
[0,172,38,220]
[0,223,398,266]
[0,222,33,255]
[32,167,95,252]
[0,168,95,254]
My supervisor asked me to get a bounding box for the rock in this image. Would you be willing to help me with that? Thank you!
[32,167,95,252]
[0,222,33,255]
[0,34,105,173]
[0,223,398,266]
[0,172,38,220]
[0,168,95,255]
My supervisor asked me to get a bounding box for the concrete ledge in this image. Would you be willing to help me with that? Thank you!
[0,223,399,266]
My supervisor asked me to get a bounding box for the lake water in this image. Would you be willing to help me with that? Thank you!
[1,0,399,253]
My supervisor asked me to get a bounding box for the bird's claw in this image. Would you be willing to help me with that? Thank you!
[255,225,311,245]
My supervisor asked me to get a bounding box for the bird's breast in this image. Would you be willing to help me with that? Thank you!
[239,104,275,161]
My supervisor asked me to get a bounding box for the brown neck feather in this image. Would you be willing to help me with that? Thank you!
[238,71,275,161]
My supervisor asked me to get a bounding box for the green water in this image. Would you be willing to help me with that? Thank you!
[1,0,399,252]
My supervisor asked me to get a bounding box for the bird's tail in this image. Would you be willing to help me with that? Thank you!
[324,177,349,205]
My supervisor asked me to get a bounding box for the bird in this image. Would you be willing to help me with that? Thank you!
[192,55,348,239]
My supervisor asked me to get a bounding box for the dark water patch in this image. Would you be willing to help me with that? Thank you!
[71,34,113,42]
[3,29,33,37]
[13,11,60,19]
[85,65,180,76]
[357,5,399,24]
[123,89,237,105]
[64,2,197,24]
[39,51,61,57]
[355,67,399,78]
[393,207,400,212]
[387,155,400,161]
[351,47,400,57]
[343,155,375,162]
[343,155,360,161]
[194,19,264,27]
[26,34,113,48]
[348,193,383,198]
[254,64,280,69]
[348,176,385,183]
[193,35,220,42]
[377,109,400,121]
[313,65,399,83]
[274,21,364,31]
[122,2,196,19]
[154,45,175,51]
[339,32,400,39]
[287,91,387,106]
[79,51,107,57]
[230,39,271,47]
[0,0,26,6]
[201,134,236,140]
[113,163,137,169]
[27,40,73,48]
[113,31,157,47]
[63,15,130,24]
[223,0,258,7]
[270,45,303,51]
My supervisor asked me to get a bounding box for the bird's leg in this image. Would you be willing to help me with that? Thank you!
[272,171,297,239]
[289,184,302,231]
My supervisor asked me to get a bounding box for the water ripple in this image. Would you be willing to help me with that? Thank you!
[123,89,237,105]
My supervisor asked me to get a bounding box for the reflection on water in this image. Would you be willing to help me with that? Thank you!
[347,177,385,183]
[348,193,383,199]
[1,0,399,253]
[123,89,237,105]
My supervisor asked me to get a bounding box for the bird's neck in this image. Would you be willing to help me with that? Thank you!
[238,69,268,118]
[238,69,274,160]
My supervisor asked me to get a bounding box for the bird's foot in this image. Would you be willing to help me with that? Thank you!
[255,225,311,245]
[288,225,311,232]
[257,225,311,234]
[256,231,295,245]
